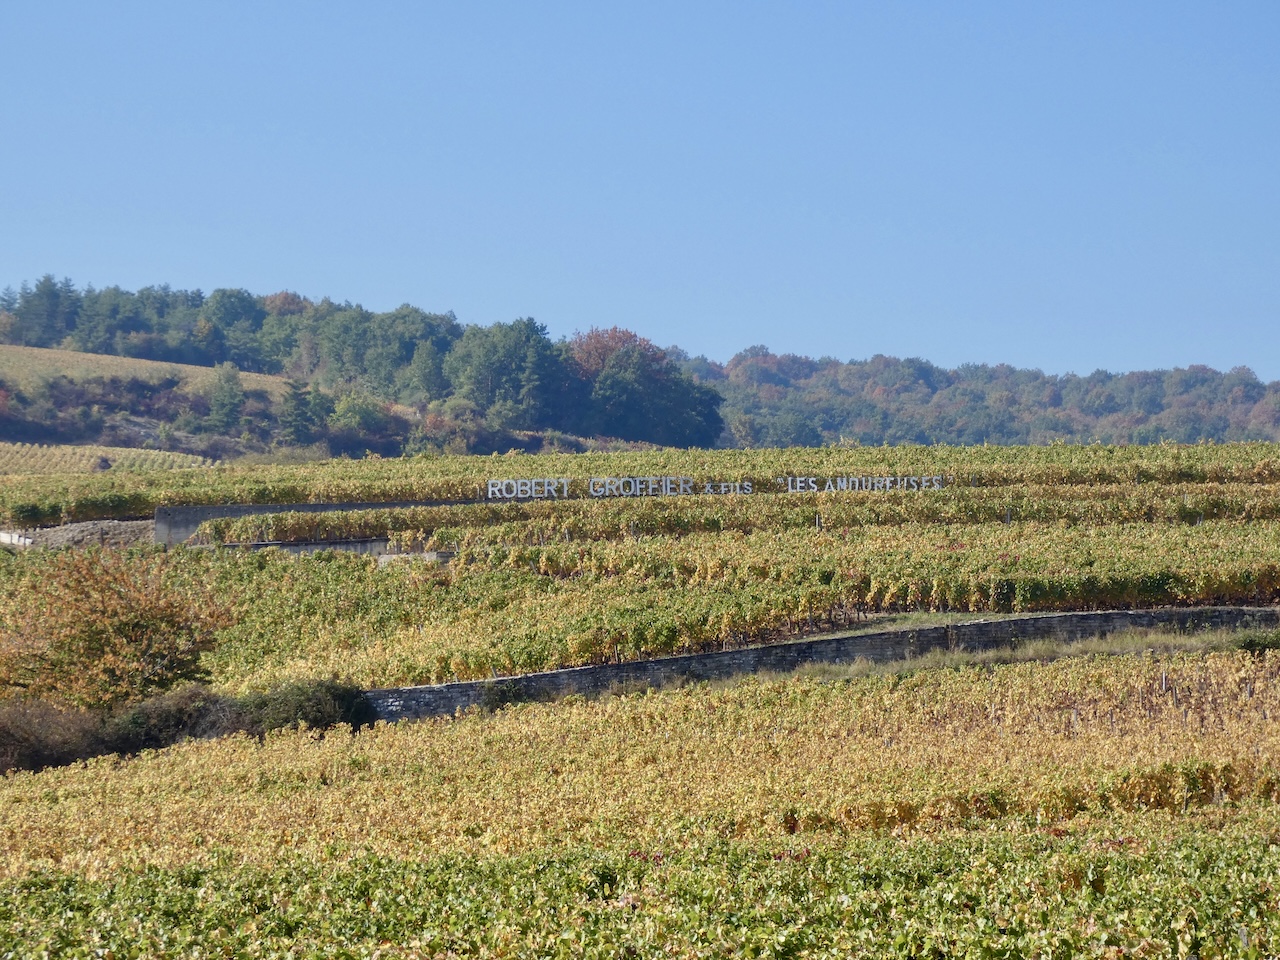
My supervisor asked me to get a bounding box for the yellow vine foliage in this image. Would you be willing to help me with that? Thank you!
[2,650,1277,880]
[6,440,1280,525]
[188,519,1280,692]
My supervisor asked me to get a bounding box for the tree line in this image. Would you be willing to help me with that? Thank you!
[701,348,1280,446]
[4,274,1280,454]
[0,277,723,450]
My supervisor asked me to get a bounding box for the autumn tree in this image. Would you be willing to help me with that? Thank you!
[569,326,662,380]
[0,551,229,708]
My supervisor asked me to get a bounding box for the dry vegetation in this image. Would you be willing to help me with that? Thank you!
[0,342,288,399]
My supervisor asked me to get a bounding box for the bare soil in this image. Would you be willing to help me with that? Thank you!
[6,520,156,550]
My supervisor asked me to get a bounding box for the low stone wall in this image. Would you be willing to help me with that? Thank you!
[364,606,1280,722]
[221,538,392,557]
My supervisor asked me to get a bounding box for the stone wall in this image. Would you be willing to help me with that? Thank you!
[228,538,392,557]
[364,606,1280,722]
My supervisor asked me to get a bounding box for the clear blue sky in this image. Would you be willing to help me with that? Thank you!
[3,2,1278,379]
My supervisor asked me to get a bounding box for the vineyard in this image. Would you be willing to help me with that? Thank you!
[2,651,1280,954]
[4,445,1280,691]
[3,443,1280,953]
[0,342,289,400]
[0,442,211,476]
[4,440,1280,525]
[194,481,1280,544]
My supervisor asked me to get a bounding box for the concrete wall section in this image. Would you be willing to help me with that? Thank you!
[364,606,1280,722]
[155,500,459,545]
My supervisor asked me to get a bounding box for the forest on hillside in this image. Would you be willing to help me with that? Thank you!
[3,274,1279,455]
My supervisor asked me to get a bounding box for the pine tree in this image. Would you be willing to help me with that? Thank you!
[279,379,314,445]
[205,363,245,434]
[13,275,81,346]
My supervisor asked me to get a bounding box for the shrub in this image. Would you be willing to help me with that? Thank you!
[0,679,375,774]
[104,684,245,753]
[1239,629,1280,653]
[239,678,377,732]
[0,699,104,771]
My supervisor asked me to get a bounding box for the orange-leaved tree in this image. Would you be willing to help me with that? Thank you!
[569,326,663,380]
[0,550,230,708]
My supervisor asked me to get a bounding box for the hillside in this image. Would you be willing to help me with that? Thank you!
[0,344,296,458]
[6,276,1280,454]
[2,651,1279,953]
[3,444,1280,952]
[0,342,654,460]
[0,343,289,399]
[694,348,1280,446]
[4,444,1280,692]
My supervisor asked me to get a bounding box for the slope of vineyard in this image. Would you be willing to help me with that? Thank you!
[2,650,1279,954]
[9,649,1275,861]
[194,481,1280,544]
[4,444,1280,690]
[5,444,1280,953]
[2,518,1278,692]
[0,441,211,475]
[0,343,288,400]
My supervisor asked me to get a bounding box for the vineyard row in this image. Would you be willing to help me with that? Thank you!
[6,441,1280,524]
[193,482,1280,545]
[14,519,1265,689]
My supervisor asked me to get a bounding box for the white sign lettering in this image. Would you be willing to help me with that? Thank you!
[588,476,695,497]
[484,474,946,500]
[776,475,945,493]
[486,477,572,500]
